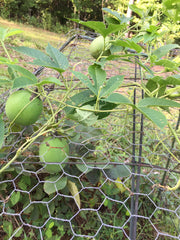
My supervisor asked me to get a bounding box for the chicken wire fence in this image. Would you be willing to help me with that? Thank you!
[0,30,180,240]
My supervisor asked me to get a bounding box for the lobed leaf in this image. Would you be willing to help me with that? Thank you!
[71,70,97,95]
[46,43,69,71]
[12,44,69,73]
[70,19,124,37]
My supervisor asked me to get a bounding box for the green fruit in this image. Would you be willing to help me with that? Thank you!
[5,90,43,126]
[39,137,69,173]
[90,36,111,59]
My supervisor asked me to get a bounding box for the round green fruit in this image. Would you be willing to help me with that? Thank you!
[39,137,69,173]
[90,36,111,59]
[5,89,43,126]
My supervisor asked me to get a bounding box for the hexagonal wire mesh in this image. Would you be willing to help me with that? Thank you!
[0,30,180,240]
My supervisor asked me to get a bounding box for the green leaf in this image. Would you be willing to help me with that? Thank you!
[137,107,167,129]
[37,77,63,86]
[44,176,67,195]
[12,44,69,73]
[103,8,131,23]
[71,89,96,106]
[9,64,37,82]
[129,4,144,18]
[148,75,180,86]
[88,64,106,93]
[114,39,143,53]
[163,0,180,10]
[136,60,154,76]
[165,75,180,85]
[152,44,180,59]
[0,114,4,148]
[145,79,167,98]
[149,76,166,85]
[146,25,159,33]
[70,19,124,37]
[71,70,97,95]
[104,93,133,106]
[8,66,17,79]
[9,65,38,88]
[0,27,22,41]
[138,97,180,108]
[0,27,8,41]
[100,75,124,97]
[0,76,11,86]
[14,227,23,238]
[104,165,130,180]
[76,164,90,173]
[104,16,121,25]
[12,76,37,89]
[3,221,13,237]
[12,46,50,61]
[143,32,159,43]
[46,43,69,71]
[4,29,23,39]
[163,0,180,22]
[10,191,21,206]
[75,105,98,126]
[0,56,12,64]
[155,59,178,70]
[86,169,101,184]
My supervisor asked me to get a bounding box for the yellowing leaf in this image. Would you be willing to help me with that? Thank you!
[67,180,81,208]
[115,177,126,193]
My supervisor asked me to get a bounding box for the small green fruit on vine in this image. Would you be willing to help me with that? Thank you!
[90,36,111,59]
[5,89,43,126]
[39,137,69,173]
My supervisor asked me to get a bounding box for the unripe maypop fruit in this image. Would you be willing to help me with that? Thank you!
[5,89,43,126]
[90,35,111,59]
[39,137,69,173]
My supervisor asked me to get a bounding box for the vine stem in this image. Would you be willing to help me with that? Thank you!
[1,40,13,62]
[168,121,180,146]
[0,127,52,174]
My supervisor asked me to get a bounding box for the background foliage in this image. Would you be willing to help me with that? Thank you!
[0,0,179,43]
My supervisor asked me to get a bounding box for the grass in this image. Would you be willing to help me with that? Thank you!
[0,17,65,48]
